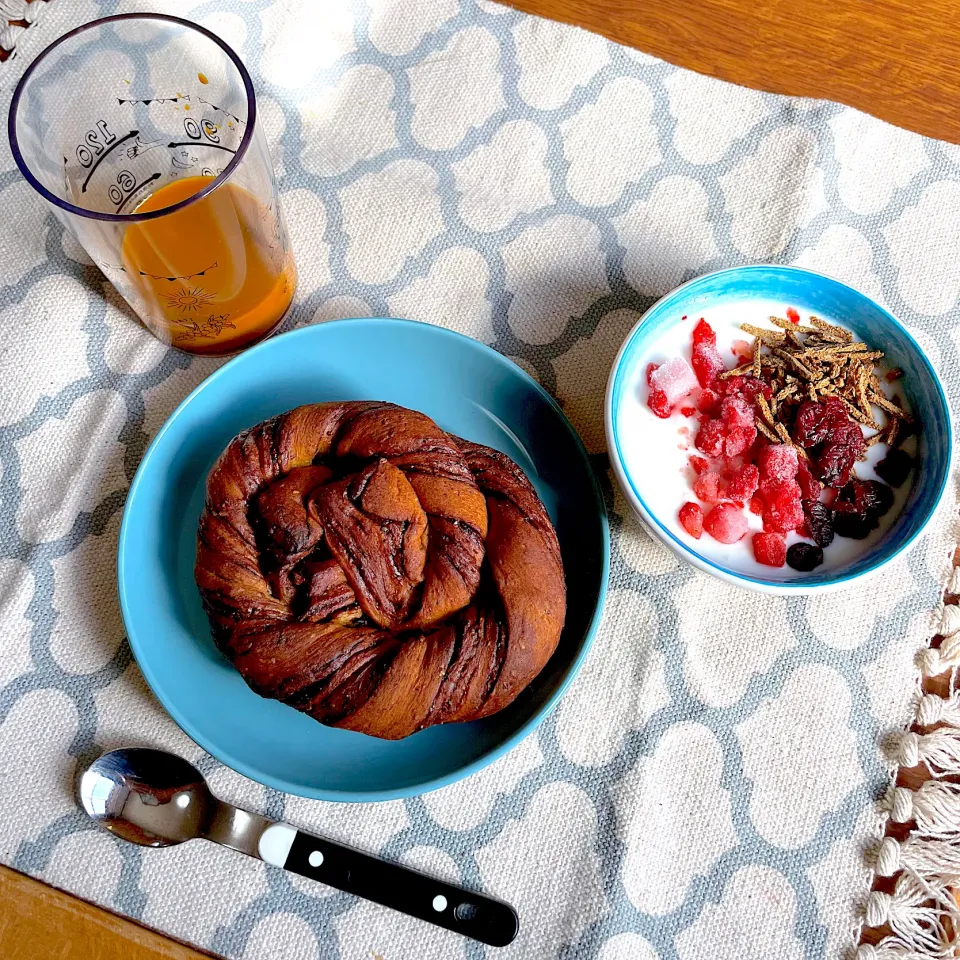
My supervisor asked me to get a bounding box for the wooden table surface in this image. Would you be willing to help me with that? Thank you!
[3,0,959,956]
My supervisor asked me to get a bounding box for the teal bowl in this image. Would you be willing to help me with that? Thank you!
[119,319,609,800]
[605,265,952,593]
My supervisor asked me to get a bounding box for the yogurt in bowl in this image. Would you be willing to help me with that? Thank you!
[605,266,952,594]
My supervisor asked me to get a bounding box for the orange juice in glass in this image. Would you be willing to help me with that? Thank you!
[9,14,296,355]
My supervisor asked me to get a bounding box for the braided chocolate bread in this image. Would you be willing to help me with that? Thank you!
[195,402,566,740]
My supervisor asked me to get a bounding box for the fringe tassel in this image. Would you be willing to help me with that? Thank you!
[863,870,959,954]
[887,783,960,839]
[916,691,960,729]
[919,611,960,676]
[895,729,960,775]
[875,836,960,879]
[857,942,957,960]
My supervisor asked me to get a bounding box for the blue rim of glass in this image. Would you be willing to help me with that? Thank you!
[7,12,257,223]
[606,265,954,590]
[118,318,611,800]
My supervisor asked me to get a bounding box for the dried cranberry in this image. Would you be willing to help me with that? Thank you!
[786,542,824,571]
[815,420,865,487]
[832,479,894,539]
[804,501,835,548]
[876,449,914,487]
[793,397,847,449]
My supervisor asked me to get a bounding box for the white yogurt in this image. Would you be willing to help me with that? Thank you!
[615,300,916,578]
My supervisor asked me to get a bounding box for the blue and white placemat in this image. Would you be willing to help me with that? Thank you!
[1,1,959,958]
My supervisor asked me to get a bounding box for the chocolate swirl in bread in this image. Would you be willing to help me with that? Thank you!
[195,401,566,740]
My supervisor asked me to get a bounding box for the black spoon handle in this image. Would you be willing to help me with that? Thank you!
[257,822,518,947]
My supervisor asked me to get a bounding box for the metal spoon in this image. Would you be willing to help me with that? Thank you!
[79,747,518,947]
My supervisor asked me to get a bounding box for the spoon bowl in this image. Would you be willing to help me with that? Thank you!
[79,747,215,847]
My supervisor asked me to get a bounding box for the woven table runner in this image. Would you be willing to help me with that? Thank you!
[1,1,959,958]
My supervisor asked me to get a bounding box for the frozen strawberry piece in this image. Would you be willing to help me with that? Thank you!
[758,444,799,483]
[761,479,804,533]
[649,356,699,407]
[749,494,764,515]
[695,418,725,457]
[723,425,757,457]
[693,472,725,503]
[692,318,716,346]
[753,532,786,567]
[796,457,822,502]
[692,342,726,388]
[703,503,749,544]
[786,306,800,325]
[724,375,771,405]
[678,502,703,539]
[720,395,755,430]
[727,463,760,504]
[680,406,696,418]
[688,455,711,476]
[697,387,722,416]
[645,364,671,418]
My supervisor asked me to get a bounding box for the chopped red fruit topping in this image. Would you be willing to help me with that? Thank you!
[697,387,721,416]
[678,502,703,538]
[703,503,749,544]
[758,444,799,483]
[760,479,804,533]
[753,532,786,567]
[726,463,760,504]
[692,318,717,346]
[650,356,699,406]
[720,395,755,430]
[723,425,757,458]
[688,455,710,475]
[693,472,725,503]
[694,418,725,457]
[786,307,800,324]
[796,457,822,502]
[680,406,696,418]
[731,339,753,363]
[749,494,764,515]
[815,419,865,488]
[792,397,847,448]
[692,342,726,387]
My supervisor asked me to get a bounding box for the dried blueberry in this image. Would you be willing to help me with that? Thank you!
[832,510,876,540]
[876,449,914,488]
[805,501,835,548]
[786,542,824,571]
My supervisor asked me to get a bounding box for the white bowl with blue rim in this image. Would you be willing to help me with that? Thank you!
[604,265,953,594]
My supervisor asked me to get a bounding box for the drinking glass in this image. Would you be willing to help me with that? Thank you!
[8,13,297,355]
